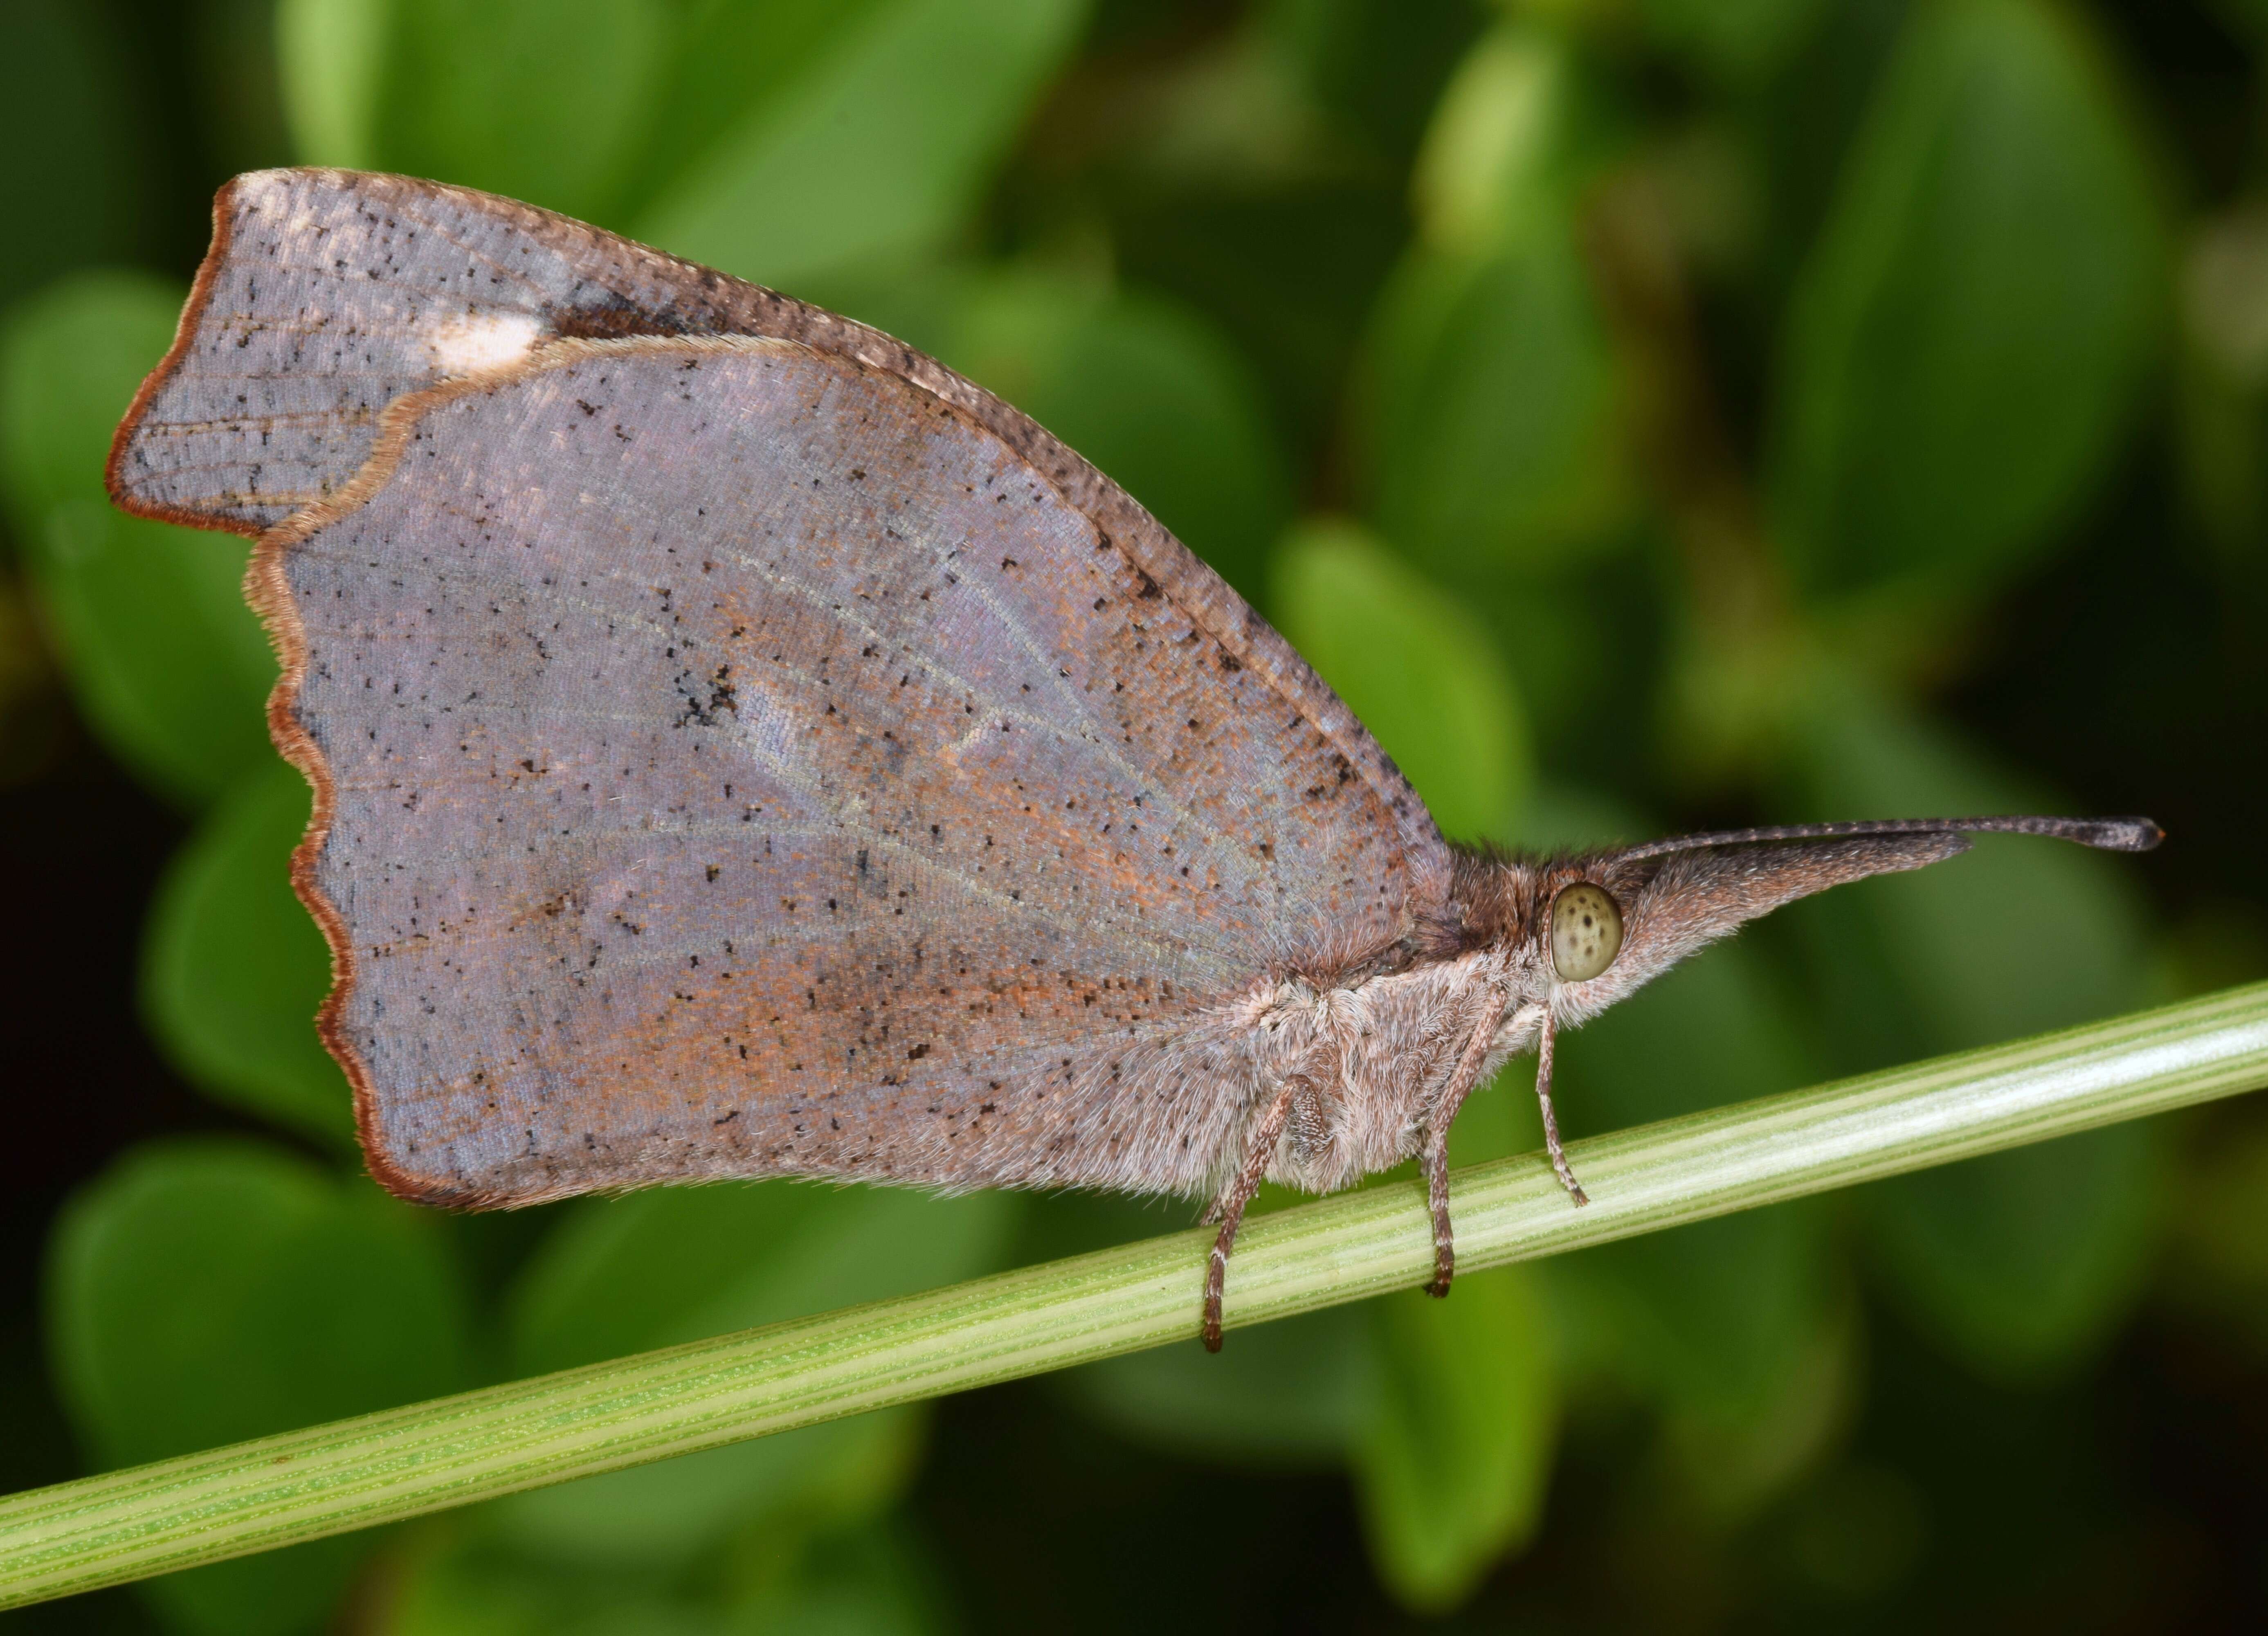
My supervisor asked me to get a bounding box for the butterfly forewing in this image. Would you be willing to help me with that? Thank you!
[116,172,1452,1208]
[109,170,766,533]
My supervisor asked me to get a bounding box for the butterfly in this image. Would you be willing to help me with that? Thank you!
[109,170,2160,1349]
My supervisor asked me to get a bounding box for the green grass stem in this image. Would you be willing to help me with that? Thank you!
[6,982,2267,1609]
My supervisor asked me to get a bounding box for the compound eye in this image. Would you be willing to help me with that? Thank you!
[1550,883,1623,982]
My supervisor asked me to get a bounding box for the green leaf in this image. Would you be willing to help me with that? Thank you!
[2170,203,2268,562]
[275,0,391,169]
[364,0,670,222]
[0,274,275,806]
[1105,178,1407,467]
[1562,1205,1834,1420]
[1272,517,1531,842]
[141,757,352,1148]
[24,501,276,807]
[726,1519,957,1636]
[1636,0,1834,86]
[1407,22,1571,260]
[843,266,1292,597]
[45,1139,471,1636]
[1657,1300,1858,1520]
[1861,1124,2164,1382]
[2172,336,2268,564]
[1058,1301,1372,1466]
[1351,1268,1557,1614]
[376,1543,573,1636]
[272,0,922,229]
[1361,21,1632,578]
[2211,0,2268,43]
[46,1139,473,1459]
[490,1182,1016,1567]
[1549,942,1840,1486]
[0,270,181,521]
[1360,229,1630,578]
[189,0,294,175]
[1268,0,1484,166]
[2166,1122,2268,1356]
[0,0,155,313]
[612,0,894,220]
[1770,0,2165,593]
[385,1518,949,1636]
[636,0,1090,291]
[1508,777,1640,855]
[1784,683,2162,1379]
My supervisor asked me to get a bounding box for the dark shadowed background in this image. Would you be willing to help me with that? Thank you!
[4,0,2268,1630]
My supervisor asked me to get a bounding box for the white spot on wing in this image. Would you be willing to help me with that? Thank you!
[733,688,818,798]
[428,311,543,376]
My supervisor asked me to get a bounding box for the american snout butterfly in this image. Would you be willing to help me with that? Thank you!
[109,171,2162,1349]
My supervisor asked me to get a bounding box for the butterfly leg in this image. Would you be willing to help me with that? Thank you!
[1420,992,1511,1299]
[1533,1007,1589,1205]
[1201,1081,1299,1352]
[1419,1136,1457,1298]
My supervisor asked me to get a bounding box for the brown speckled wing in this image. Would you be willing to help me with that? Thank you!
[110,171,1450,1207]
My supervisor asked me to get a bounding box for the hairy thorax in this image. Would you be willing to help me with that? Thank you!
[1234,946,1543,1195]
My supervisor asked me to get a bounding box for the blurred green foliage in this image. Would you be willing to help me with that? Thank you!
[46,1139,472,1634]
[141,761,355,1149]
[0,276,276,806]
[3,0,2266,1629]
